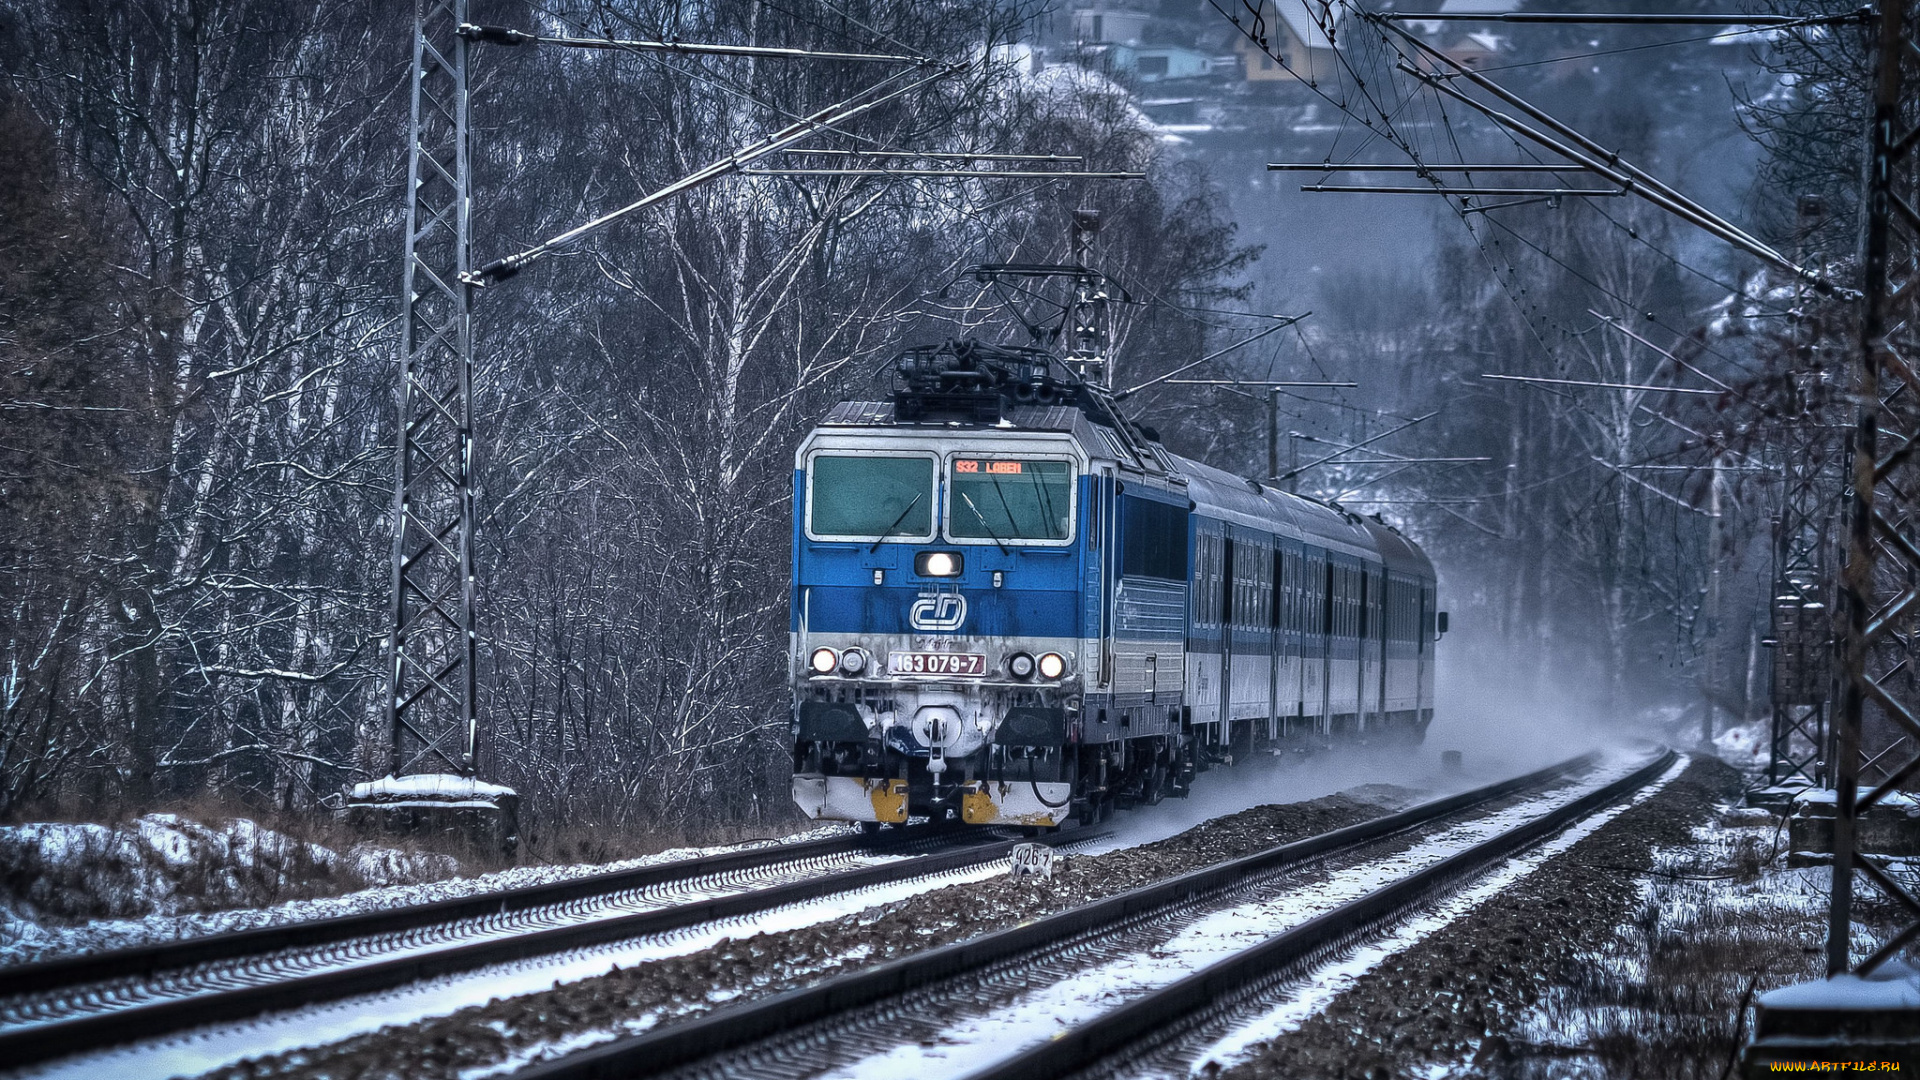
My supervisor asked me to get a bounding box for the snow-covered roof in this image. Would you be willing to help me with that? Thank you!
[1178,455,1384,560]
[1760,970,1920,1011]
[1254,0,1339,53]
[1790,786,1920,817]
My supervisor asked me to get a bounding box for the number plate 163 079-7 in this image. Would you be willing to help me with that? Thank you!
[888,652,987,676]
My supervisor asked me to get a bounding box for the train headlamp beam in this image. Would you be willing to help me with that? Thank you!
[916,551,962,577]
[458,23,931,64]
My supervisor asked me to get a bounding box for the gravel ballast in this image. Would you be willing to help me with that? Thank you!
[1211,755,1791,1080]
[204,787,1419,1079]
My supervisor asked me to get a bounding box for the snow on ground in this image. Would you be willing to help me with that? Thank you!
[15,845,1019,1080]
[1,717,1605,969]
[794,748,1666,1080]
[0,818,854,968]
[1509,789,1830,1060]
[0,814,458,964]
[1713,717,1771,771]
[3,734,1638,1080]
[1078,732,1604,859]
[1188,752,1690,1075]
[8,746,1604,1080]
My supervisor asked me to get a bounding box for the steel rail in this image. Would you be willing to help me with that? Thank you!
[965,749,1679,1080]
[1,826,926,997]
[512,750,1613,1080]
[0,824,1036,1067]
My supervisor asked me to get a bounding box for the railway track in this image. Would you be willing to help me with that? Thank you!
[510,748,1675,1080]
[0,821,1071,1070]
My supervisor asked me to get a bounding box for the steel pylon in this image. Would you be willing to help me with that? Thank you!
[387,0,477,778]
[1828,0,1920,977]
[1769,378,1838,788]
[1768,197,1843,790]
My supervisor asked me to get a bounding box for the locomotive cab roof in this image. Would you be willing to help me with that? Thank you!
[812,337,1422,569]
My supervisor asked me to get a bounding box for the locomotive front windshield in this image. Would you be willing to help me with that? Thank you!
[808,454,934,539]
[948,458,1073,542]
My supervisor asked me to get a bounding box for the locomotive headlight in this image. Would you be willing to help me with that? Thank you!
[916,551,963,577]
[1038,652,1067,679]
[1007,652,1036,679]
[840,648,868,675]
[809,647,838,675]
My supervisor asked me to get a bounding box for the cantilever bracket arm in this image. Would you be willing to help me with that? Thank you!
[1274,413,1437,481]
[458,22,933,64]
[1115,317,1309,398]
[1366,12,1858,299]
[461,63,961,286]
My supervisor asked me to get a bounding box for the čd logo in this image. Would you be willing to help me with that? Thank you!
[909,592,966,631]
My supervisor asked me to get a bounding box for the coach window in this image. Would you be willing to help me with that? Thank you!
[947,457,1075,543]
[1121,495,1189,580]
[806,453,936,542]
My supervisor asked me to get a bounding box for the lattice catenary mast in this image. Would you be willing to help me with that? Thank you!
[389,0,477,779]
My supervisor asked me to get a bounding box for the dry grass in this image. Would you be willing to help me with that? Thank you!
[0,793,470,927]
[1508,806,1828,1079]
[3,785,831,933]
[1219,758,1758,1080]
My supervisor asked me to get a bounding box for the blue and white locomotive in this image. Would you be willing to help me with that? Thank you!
[790,340,1440,829]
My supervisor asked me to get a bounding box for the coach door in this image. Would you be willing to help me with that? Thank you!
[1300,550,1327,736]
[1274,542,1302,737]
[1094,469,1114,689]
[1359,564,1382,732]
[1320,557,1339,734]
[1227,529,1271,730]
[1219,533,1234,739]
[1268,545,1283,739]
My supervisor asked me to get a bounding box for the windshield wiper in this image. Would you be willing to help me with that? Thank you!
[960,492,1011,555]
[870,492,924,553]
[988,474,1028,540]
[1030,469,1060,537]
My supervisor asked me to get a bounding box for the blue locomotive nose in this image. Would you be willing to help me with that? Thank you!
[787,349,1438,831]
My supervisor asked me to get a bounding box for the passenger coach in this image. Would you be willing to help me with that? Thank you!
[791,341,1440,830]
